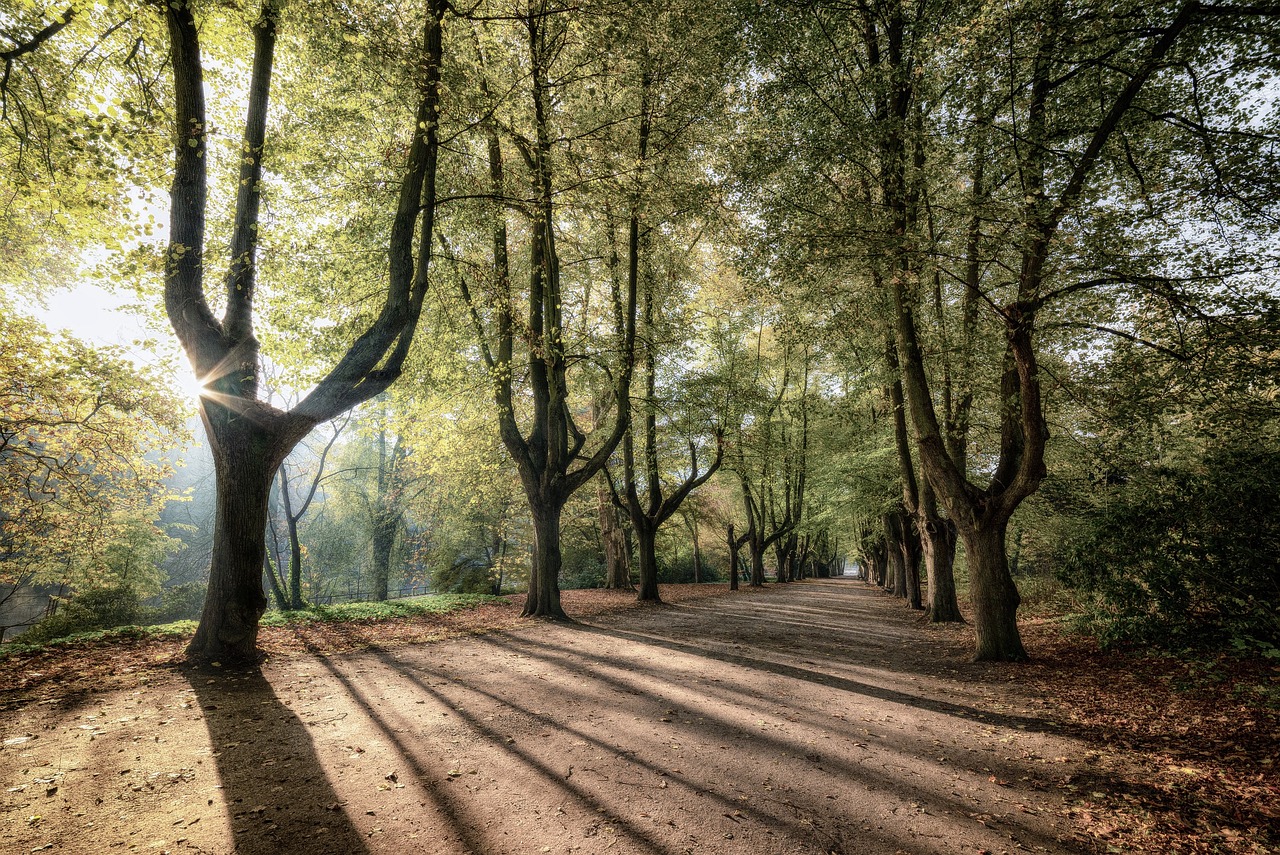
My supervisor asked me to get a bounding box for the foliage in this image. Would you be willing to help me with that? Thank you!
[152,582,207,624]
[1059,445,1280,654]
[558,541,606,591]
[0,309,185,592]
[21,583,143,645]
[259,593,499,625]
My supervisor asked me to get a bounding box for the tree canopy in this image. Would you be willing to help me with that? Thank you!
[1,0,1277,662]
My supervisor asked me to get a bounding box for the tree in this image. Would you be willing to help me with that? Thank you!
[741,0,1277,659]
[453,0,645,619]
[0,308,184,634]
[161,0,446,661]
[266,415,348,609]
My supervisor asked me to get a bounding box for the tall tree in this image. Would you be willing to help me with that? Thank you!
[163,0,446,661]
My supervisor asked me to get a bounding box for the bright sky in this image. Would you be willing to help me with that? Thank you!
[27,281,205,402]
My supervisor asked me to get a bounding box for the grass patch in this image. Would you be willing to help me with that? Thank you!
[1,595,498,658]
[0,620,198,659]
[260,593,500,626]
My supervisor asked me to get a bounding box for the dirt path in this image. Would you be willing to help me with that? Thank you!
[3,581,1121,854]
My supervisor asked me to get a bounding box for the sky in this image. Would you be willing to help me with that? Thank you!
[25,281,204,401]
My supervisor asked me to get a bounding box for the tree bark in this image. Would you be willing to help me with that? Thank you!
[921,505,963,622]
[524,501,566,619]
[634,517,660,602]
[164,0,442,661]
[597,477,632,589]
[727,523,747,591]
[276,466,304,610]
[188,414,297,663]
[962,519,1026,661]
[884,512,907,598]
[370,511,398,602]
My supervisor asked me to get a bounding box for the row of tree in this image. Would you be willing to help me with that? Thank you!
[2,0,1276,660]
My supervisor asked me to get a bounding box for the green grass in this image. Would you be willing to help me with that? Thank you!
[259,593,500,625]
[1,594,500,658]
[0,620,198,659]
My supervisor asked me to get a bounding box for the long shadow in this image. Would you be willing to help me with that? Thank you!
[468,633,1075,854]
[377,647,1071,855]
[568,621,1062,735]
[372,649,892,855]
[310,656,507,854]
[188,666,369,855]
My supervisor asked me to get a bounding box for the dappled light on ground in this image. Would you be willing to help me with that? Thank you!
[1,581,1275,853]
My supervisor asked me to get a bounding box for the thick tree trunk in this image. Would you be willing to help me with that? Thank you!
[187,419,292,664]
[523,502,568,619]
[635,519,661,603]
[749,538,767,587]
[921,513,963,622]
[961,520,1027,661]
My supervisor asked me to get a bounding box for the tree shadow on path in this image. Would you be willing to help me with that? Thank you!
[188,666,370,855]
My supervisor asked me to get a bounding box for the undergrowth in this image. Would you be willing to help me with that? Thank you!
[0,594,498,658]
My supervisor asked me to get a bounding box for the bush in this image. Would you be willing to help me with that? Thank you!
[23,584,142,644]
[559,543,605,589]
[153,582,206,623]
[1059,446,1280,654]
[658,551,722,584]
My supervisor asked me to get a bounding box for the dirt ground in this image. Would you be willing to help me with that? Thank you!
[0,579,1275,854]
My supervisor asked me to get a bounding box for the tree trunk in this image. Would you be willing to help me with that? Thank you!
[749,537,767,587]
[921,513,963,622]
[187,419,292,664]
[370,510,398,602]
[727,524,741,592]
[286,515,303,610]
[884,513,906,598]
[962,520,1027,661]
[490,534,507,596]
[635,518,661,603]
[598,478,632,589]
[523,501,568,619]
[901,521,923,611]
[264,554,288,611]
[690,516,702,584]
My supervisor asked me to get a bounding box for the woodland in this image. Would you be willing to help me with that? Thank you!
[2,0,1279,851]
[2,0,1280,732]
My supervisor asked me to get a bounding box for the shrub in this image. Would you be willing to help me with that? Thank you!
[1059,446,1280,654]
[153,582,206,623]
[23,583,142,644]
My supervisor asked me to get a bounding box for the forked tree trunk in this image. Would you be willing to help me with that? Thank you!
[962,519,1026,660]
[165,0,442,662]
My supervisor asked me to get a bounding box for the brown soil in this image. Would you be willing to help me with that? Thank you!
[1,580,1275,854]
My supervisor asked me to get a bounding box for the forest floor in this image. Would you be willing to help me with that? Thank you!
[0,579,1276,855]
